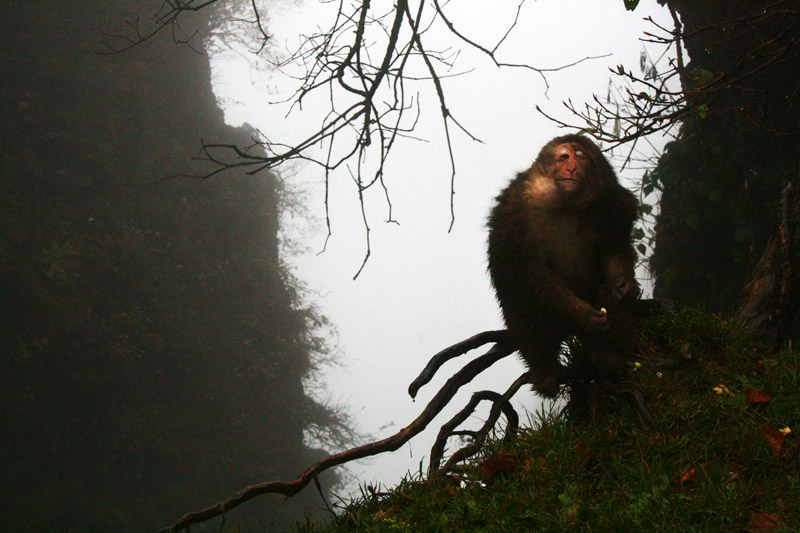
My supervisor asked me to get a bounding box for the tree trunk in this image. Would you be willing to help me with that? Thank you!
[735,179,800,349]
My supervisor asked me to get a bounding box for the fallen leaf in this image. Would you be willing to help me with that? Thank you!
[761,425,786,456]
[747,389,771,404]
[678,467,696,483]
[679,342,692,359]
[743,511,782,532]
[479,452,519,481]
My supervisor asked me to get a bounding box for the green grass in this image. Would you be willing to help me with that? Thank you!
[298,309,800,532]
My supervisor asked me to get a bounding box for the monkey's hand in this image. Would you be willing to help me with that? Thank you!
[572,300,610,333]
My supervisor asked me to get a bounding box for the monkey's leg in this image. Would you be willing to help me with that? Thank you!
[584,285,638,381]
[589,294,657,425]
[515,331,567,399]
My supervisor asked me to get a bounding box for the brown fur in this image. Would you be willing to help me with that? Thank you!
[487,134,639,397]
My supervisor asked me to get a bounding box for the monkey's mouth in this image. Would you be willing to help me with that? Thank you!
[555,177,583,193]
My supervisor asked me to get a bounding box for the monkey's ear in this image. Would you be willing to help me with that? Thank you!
[592,158,618,186]
[530,161,548,176]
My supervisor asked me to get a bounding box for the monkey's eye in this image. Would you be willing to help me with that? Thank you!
[556,150,570,160]
[574,150,586,158]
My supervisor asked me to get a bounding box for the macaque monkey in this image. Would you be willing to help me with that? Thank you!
[487,134,640,397]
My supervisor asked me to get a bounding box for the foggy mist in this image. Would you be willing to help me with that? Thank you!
[1,0,674,530]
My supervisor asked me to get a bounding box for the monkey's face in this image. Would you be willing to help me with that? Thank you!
[550,142,591,194]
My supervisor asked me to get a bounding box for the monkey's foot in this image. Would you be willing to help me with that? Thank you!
[531,366,567,398]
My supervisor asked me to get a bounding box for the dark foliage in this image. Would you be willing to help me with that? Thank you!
[311,310,800,531]
[0,1,342,530]
[650,0,800,312]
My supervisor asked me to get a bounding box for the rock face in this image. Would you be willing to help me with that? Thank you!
[0,2,339,530]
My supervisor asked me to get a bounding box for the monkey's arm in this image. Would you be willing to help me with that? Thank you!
[601,248,640,305]
[492,243,609,333]
[488,204,610,333]
[524,265,610,333]
[597,183,640,304]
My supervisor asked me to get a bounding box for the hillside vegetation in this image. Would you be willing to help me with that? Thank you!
[301,309,799,531]
[0,2,342,529]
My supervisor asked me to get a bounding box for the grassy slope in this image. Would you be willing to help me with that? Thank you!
[300,309,799,531]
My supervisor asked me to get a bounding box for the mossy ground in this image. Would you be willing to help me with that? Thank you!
[297,309,800,532]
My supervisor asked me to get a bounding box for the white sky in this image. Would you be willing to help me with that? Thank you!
[211,0,674,504]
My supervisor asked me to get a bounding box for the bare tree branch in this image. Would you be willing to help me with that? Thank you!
[101,0,220,54]
[408,329,508,398]
[554,1,800,148]
[113,0,614,275]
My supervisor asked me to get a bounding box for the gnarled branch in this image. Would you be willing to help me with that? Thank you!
[429,371,530,477]
[156,331,514,532]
